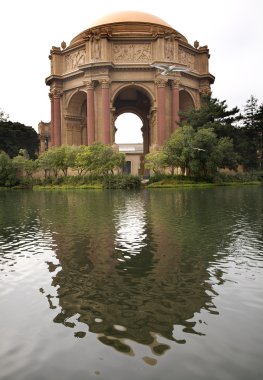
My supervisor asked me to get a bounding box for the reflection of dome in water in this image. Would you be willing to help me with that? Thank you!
[115,197,147,258]
[70,10,188,46]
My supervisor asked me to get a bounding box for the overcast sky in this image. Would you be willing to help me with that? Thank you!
[0,0,262,137]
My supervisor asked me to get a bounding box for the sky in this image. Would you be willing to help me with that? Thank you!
[0,0,262,142]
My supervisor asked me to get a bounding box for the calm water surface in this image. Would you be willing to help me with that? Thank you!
[0,187,263,380]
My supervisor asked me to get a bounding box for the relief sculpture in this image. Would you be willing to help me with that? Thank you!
[66,49,86,71]
[164,34,175,60]
[178,48,195,70]
[91,32,101,60]
[113,44,151,62]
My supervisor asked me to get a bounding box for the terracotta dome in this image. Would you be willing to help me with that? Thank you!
[89,10,172,28]
[70,10,187,46]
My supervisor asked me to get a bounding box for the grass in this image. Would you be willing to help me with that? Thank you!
[147,179,262,188]
[33,184,103,190]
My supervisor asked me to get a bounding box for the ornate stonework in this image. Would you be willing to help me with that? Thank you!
[113,44,151,62]
[44,10,214,159]
[178,48,195,70]
[164,34,176,60]
[90,33,101,60]
[65,49,86,71]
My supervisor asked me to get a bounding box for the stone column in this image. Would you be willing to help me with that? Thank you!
[150,109,157,149]
[110,107,117,144]
[101,79,111,145]
[156,78,167,146]
[49,92,54,147]
[172,78,180,132]
[86,81,95,145]
[53,90,61,146]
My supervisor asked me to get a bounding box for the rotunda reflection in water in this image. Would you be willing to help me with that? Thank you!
[38,191,219,361]
[114,196,147,261]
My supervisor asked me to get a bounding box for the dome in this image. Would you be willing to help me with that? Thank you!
[89,10,172,28]
[70,10,187,46]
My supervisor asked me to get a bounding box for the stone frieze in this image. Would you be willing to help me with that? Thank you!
[178,48,195,70]
[65,49,86,71]
[113,43,151,62]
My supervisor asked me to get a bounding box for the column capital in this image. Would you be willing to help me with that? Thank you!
[155,77,168,88]
[49,92,54,100]
[199,86,212,97]
[84,80,94,90]
[52,88,62,98]
[100,79,110,89]
[171,78,181,89]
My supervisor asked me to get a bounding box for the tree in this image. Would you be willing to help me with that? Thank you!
[12,149,37,179]
[37,149,55,178]
[0,108,9,122]
[179,95,263,169]
[75,146,94,175]
[241,95,263,168]
[111,150,126,174]
[163,125,238,177]
[255,102,263,167]
[37,143,126,177]
[242,95,258,129]
[0,120,39,159]
[37,146,72,177]
[180,95,240,134]
[163,125,195,175]
[145,150,167,174]
[0,151,17,186]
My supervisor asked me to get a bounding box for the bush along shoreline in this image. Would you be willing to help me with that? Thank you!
[146,171,263,188]
[6,174,141,190]
[1,171,262,191]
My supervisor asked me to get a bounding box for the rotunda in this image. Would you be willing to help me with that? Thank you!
[42,10,214,157]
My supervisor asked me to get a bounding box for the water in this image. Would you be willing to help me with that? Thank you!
[0,187,262,380]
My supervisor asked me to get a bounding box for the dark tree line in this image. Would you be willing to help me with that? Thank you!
[0,110,39,159]
[180,95,263,170]
[145,95,263,176]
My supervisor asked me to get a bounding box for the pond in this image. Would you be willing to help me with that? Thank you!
[0,187,263,380]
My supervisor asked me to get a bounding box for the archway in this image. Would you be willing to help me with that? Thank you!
[113,86,152,176]
[113,86,152,154]
[66,91,87,145]
[115,113,143,144]
[179,90,195,113]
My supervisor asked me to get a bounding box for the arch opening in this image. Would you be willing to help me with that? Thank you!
[115,113,143,144]
[179,90,195,113]
[113,86,152,151]
[113,86,152,177]
[66,91,87,145]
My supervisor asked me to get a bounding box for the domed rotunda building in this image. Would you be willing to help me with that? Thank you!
[40,10,214,160]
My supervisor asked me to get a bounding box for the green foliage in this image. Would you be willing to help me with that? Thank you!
[179,95,263,170]
[12,149,37,179]
[36,148,55,177]
[214,170,263,183]
[74,145,93,175]
[242,95,258,129]
[144,150,167,174]
[37,143,125,178]
[102,174,141,189]
[34,174,141,190]
[180,95,240,131]
[0,120,39,159]
[0,108,9,122]
[0,151,18,187]
[163,125,195,174]
[85,142,125,175]
[162,125,238,177]
[239,95,263,169]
